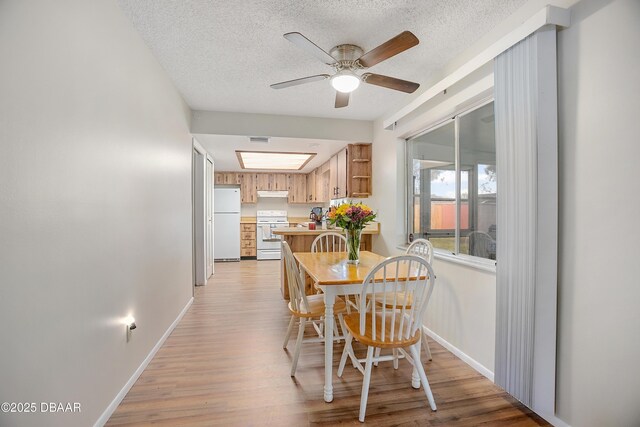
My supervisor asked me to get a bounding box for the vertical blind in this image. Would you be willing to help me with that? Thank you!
[494,27,558,413]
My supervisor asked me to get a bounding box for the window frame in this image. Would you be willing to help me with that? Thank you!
[405,97,496,268]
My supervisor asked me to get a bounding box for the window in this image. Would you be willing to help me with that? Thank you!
[407,101,496,261]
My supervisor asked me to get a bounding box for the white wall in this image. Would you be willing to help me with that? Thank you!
[192,110,373,142]
[369,67,498,379]
[555,0,640,425]
[0,1,193,426]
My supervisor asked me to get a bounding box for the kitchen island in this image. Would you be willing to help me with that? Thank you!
[272,223,380,299]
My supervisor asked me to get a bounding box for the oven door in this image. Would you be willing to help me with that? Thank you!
[257,223,283,250]
[257,222,288,260]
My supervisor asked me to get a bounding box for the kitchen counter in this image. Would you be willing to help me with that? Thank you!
[240,217,317,224]
[272,223,379,236]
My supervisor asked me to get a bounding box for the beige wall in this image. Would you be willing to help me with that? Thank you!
[0,1,193,426]
[556,0,640,425]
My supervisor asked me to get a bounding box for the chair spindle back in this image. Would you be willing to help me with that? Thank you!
[282,241,310,313]
[358,255,435,344]
[406,238,434,264]
[311,232,347,253]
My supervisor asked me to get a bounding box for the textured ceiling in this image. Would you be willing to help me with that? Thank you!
[118,0,526,121]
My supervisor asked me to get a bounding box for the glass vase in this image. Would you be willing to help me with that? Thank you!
[345,228,363,264]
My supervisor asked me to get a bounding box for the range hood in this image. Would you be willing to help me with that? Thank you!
[257,190,289,198]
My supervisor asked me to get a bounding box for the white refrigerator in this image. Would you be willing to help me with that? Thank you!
[214,188,241,261]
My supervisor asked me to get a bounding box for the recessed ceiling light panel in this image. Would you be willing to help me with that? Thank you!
[236,150,316,170]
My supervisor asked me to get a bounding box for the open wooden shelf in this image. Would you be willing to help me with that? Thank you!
[347,144,372,198]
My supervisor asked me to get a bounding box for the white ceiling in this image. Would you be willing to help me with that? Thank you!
[117,0,527,121]
[195,134,350,173]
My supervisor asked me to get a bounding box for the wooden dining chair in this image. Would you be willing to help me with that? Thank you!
[373,238,435,363]
[338,255,437,421]
[281,241,348,376]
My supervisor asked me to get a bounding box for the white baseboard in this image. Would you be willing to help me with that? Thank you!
[94,297,194,427]
[423,326,494,382]
[423,327,571,427]
[536,411,571,427]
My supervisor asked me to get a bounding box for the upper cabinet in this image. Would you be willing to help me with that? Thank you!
[317,143,372,200]
[287,174,307,204]
[256,173,288,191]
[329,154,338,199]
[239,173,257,204]
[272,174,287,191]
[214,172,240,185]
[256,173,271,191]
[336,148,348,199]
[306,169,316,202]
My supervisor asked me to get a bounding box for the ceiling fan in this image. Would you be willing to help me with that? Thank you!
[270,31,421,108]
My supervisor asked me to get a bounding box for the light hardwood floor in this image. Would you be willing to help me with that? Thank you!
[107,260,547,426]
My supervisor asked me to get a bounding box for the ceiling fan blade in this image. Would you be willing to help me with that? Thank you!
[335,91,350,108]
[357,31,419,68]
[270,74,330,89]
[362,73,420,93]
[283,32,337,65]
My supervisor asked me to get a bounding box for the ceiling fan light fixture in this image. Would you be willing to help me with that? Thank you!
[330,70,360,93]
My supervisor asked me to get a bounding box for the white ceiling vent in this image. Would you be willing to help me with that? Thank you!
[249,136,270,144]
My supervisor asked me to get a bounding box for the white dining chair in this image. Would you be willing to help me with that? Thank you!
[311,231,360,312]
[337,255,437,422]
[406,239,434,360]
[373,238,435,364]
[311,231,347,253]
[311,232,351,336]
[281,241,348,376]
[468,231,496,259]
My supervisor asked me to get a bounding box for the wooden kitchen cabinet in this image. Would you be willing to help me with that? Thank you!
[326,148,347,200]
[256,173,271,190]
[329,154,338,199]
[287,174,307,204]
[336,147,348,198]
[256,173,287,191]
[215,172,239,185]
[306,169,316,202]
[272,174,287,191]
[239,173,257,204]
[322,143,373,200]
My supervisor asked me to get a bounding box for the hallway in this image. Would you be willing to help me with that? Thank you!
[107,261,545,426]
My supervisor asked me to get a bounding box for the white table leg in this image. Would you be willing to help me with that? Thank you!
[412,336,422,389]
[323,288,336,402]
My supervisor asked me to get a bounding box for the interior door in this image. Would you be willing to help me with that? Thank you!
[206,157,214,278]
[193,145,206,286]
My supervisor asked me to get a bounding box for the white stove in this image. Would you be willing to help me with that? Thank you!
[256,210,289,260]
